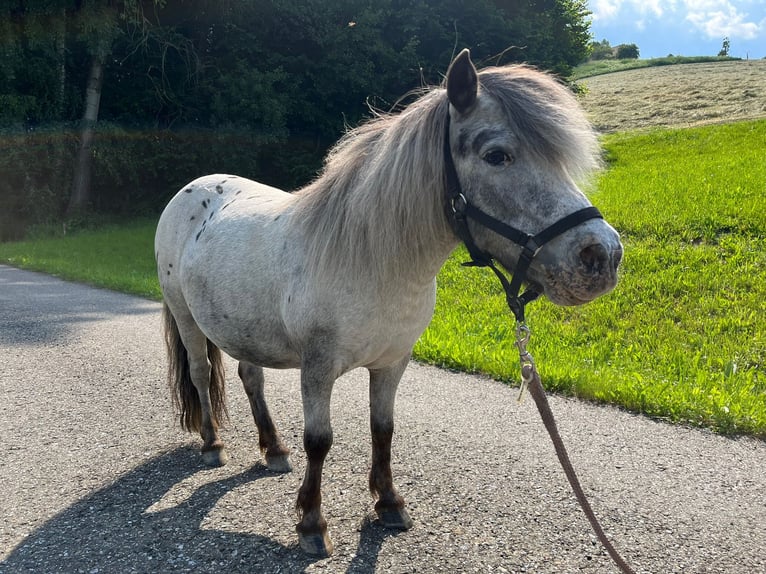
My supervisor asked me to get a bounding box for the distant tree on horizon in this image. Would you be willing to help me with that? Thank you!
[718,37,731,57]
[589,39,613,60]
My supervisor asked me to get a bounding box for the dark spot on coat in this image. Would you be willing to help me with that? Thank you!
[190,215,196,221]
[235,190,242,195]
[202,199,208,208]
[167,270,171,276]
[168,263,173,268]
[184,188,193,193]
[273,215,281,222]
[209,209,216,219]
[223,314,229,319]
[216,185,224,194]
[195,221,207,242]
[221,202,232,211]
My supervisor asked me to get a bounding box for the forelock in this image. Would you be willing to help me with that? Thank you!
[478,66,601,180]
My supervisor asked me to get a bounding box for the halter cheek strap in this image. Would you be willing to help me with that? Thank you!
[443,112,603,323]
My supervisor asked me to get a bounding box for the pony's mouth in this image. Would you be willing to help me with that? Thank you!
[531,265,618,307]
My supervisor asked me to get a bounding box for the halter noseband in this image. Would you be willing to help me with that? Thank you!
[443,112,603,322]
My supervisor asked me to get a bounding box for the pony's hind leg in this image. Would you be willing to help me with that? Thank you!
[163,303,228,467]
[238,361,292,472]
[369,356,413,530]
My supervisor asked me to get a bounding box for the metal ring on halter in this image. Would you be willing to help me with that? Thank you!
[451,193,468,215]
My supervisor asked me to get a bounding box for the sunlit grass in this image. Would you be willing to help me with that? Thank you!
[1,120,764,437]
[571,56,738,80]
[0,218,161,300]
[416,120,766,437]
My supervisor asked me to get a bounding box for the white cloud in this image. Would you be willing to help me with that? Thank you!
[589,0,763,40]
[640,0,666,18]
[591,0,623,22]
[684,2,762,39]
[591,0,674,22]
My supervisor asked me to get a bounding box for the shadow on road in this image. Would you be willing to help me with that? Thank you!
[1,446,401,574]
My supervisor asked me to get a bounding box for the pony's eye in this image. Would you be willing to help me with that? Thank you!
[483,150,511,166]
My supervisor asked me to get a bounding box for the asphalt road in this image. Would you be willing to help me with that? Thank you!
[1,264,764,574]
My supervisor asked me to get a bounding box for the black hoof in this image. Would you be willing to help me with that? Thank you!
[377,507,413,530]
[297,530,334,557]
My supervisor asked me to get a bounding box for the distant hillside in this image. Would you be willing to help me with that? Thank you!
[578,60,766,133]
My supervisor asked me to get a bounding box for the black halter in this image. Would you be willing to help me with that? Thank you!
[443,112,603,322]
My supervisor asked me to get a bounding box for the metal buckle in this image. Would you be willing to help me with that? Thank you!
[514,322,535,402]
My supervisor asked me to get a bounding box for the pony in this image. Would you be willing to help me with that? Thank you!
[154,49,622,556]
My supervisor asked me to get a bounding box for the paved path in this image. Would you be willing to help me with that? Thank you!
[0,264,764,573]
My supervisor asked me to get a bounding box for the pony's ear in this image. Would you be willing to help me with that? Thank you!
[446,49,478,114]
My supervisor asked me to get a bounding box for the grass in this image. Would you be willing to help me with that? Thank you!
[1,120,765,438]
[572,56,739,80]
[0,218,162,300]
[417,120,766,437]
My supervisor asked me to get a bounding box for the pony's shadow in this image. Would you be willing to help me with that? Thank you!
[1,446,396,574]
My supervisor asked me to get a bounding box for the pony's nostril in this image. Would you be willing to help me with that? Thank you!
[612,245,623,270]
[579,243,609,274]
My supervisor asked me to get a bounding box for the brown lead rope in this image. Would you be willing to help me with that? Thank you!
[516,326,637,574]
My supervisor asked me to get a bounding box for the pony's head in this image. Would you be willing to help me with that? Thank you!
[445,50,622,306]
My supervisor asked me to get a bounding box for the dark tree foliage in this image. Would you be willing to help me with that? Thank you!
[616,43,640,59]
[589,39,613,61]
[0,0,593,238]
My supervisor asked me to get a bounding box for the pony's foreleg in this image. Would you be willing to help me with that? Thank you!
[368,355,413,530]
[295,360,336,557]
[238,361,291,472]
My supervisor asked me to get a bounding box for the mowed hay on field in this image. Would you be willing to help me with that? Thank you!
[579,60,766,132]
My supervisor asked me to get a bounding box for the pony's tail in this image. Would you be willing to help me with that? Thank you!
[162,302,227,433]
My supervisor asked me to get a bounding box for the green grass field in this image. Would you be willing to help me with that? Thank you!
[419,120,766,437]
[571,55,738,80]
[2,119,765,438]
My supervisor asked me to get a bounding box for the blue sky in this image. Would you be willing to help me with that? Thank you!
[587,0,766,59]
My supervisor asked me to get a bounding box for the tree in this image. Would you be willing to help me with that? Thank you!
[718,37,730,57]
[492,0,593,75]
[68,1,145,215]
[2,0,597,236]
[589,39,614,60]
[616,44,639,59]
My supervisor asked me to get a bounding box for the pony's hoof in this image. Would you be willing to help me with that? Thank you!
[202,446,228,467]
[266,454,292,473]
[377,507,413,530]
[298,530,334,557]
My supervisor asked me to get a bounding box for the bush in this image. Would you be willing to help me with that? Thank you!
[0,125,77,241]
[616,44,640,59]
[89,124,288,215]
[0,124,294,240]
